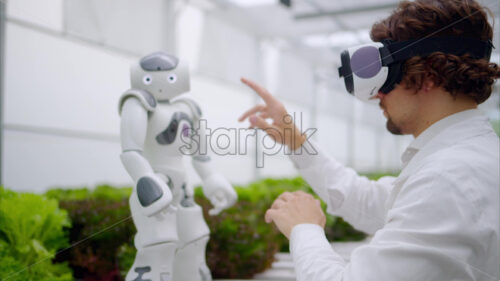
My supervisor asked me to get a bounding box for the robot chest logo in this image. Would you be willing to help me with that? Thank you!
[156,112,193,145]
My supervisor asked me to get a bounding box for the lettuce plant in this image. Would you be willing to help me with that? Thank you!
[0,187,73,281]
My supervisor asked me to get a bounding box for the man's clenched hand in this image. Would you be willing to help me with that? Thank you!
[265,191,326,239]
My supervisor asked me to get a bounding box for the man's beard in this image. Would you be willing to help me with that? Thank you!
[381,102,403,135]
[386,118,403,135]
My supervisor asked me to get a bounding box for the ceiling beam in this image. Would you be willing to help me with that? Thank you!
[294,2,399,20]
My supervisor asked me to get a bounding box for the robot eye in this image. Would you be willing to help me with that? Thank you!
[167,74,177,84]
[143,75,153,85]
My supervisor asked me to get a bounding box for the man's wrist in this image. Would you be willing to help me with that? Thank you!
[291,223,323,237]
[290,133,306,151]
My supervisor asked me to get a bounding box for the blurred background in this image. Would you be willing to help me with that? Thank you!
[1,0,499,192]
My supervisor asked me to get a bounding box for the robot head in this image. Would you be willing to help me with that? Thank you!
[130,52,190,101]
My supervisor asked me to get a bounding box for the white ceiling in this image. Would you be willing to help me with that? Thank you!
[203,0,500,68]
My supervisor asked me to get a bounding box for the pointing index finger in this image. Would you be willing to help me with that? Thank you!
[241,77,275,104]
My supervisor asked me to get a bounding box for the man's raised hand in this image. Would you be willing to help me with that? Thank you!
[238,77,306,150]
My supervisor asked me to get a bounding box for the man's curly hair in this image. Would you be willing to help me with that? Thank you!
[370,0,500,104]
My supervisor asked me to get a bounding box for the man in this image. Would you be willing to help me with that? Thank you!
[238,0,500,280]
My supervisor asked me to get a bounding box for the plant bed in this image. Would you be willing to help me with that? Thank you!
[0,176,373,280]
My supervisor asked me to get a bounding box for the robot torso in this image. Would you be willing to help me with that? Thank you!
[142,100,194,172]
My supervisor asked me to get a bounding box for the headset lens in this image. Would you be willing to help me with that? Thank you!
[351,46,382,79]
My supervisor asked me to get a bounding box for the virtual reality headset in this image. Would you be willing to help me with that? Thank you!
[338,37,494,102]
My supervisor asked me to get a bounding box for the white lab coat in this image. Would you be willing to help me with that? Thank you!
[288,109,500,281]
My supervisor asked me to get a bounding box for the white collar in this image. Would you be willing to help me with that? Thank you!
[401,109,485,167]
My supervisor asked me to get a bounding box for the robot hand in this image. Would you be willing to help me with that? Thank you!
[202,174,237,216]
[135,173,173,217]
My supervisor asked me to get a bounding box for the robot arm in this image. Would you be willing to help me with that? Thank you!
[120,96,172,217]
[179,98,237,215]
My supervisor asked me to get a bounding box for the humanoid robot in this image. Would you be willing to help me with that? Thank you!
[118,52,237,281]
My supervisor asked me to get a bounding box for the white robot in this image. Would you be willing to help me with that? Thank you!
[118,52,237,281]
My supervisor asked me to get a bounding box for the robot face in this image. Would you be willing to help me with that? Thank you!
[130,52,190,101]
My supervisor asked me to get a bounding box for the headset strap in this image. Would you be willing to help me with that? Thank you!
[380,37,494,66]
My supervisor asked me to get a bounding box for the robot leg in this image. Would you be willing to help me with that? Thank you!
[126,190,179,281]
[173,187,211,281]
[126,242,177,281]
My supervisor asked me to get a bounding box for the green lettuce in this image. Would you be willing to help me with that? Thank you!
[0,187,73,281]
